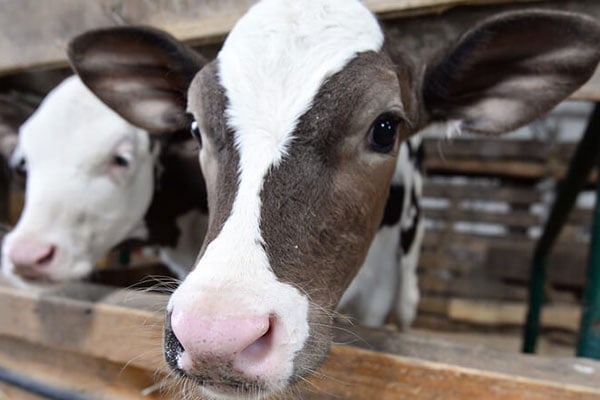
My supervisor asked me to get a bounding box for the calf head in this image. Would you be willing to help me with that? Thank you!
[69,2,600,398]
[1,77,158,285]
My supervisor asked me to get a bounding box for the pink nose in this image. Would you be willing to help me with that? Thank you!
[170,310,275,376]
[8,240,56,278]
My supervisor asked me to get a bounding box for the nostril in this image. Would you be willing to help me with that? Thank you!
[239,317,274,364]
[9,241,57,270]
[36,246,56,266]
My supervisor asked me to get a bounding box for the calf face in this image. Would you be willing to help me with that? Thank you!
[1,76,207,286]
[1,77,154,285]
[69,2,600,398]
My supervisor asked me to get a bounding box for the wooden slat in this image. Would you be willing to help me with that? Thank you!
[0,0,538,75]
[486,243,589,288]
[306,345,599,400]
[0,282,166,371]
[418,274,529,301]
[423,138,562,162]
[423,181,541,204]
[0,281,599,398]
[1,0,600,104]
[447,298,581,331]
[425,157,550,180]
[0,336,166,400]
[424,207,541,228]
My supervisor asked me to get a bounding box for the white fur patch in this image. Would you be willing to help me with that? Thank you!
[170,0,384,390]
[1,76,154,284]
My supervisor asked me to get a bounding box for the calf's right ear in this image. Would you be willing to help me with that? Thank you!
[68,26,206,134]
[422,10,600,136]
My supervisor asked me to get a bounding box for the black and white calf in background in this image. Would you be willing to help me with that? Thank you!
[70,0,600,398]
[1,76,208,286]
[339,135,424,328]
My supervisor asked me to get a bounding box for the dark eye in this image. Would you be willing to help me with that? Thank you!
[14,158,27,175]
[190,118,202,146]
[369,114,399,153]
[112,154,130,168]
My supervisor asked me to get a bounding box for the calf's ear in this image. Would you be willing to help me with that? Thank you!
[422,10,600,135]
[68,26,205,134]
[0,95,35,159]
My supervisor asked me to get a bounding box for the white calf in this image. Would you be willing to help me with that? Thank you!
[1,76,207,286]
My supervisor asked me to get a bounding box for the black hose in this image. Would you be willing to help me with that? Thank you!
[0,365,96,400]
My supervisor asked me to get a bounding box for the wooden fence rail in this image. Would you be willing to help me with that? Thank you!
[0,281,599,399]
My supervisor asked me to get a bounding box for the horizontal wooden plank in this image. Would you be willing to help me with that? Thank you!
[0,0,542,75]
[0,336,166,400]
[1,0,600,103]
[425,157,550,180]
[423,181,541,204]
[424,207,541,228]
[447,298,581,331]
[423,138,574,162]
[306,344,599,400]
[487,242,589,288]
[1,280,599,398]
[418,274,529,301]
[0,282,167,371]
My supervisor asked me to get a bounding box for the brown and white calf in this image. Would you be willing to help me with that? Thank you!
[69,1,600,398]
[1,76,208,286]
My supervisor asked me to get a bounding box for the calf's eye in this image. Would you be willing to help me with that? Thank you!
[112,154,130,168]
[369,114,399,153]
[190,119,202,147]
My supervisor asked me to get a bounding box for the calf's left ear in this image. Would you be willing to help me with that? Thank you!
[68,26,206,134]
[422,10,600,135]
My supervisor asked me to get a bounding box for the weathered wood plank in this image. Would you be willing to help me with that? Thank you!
[0,282,166,371]
[423,181,541,204]
[306,345,600,400]
[0,281,599,398]
[0,336,166,400]
[424,207,541,228]
[425,157,550,180]
[2,0,600,105]
[0,0,539,75]
[486,243,589,288]
[447,298,581,331]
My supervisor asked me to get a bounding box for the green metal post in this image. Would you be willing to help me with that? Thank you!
[577,168,600,359]
[523,103,600,354]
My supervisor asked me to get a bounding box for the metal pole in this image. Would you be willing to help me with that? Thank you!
[577,161,600,359]
[0,365,96,400]
[523,103,600,353]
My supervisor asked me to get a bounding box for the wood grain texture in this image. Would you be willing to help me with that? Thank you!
[0,281,599,399]
[301,344,600,400]
[2,0,599,106]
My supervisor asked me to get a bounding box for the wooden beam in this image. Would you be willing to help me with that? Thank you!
[2,0,600,105]
[0,0,543,75]
[447,298,581,331]
[0,281,600,399]
[306,344,600,400]
[0,336,166,400]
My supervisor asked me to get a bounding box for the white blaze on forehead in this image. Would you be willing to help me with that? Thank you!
[214,0,384,272]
